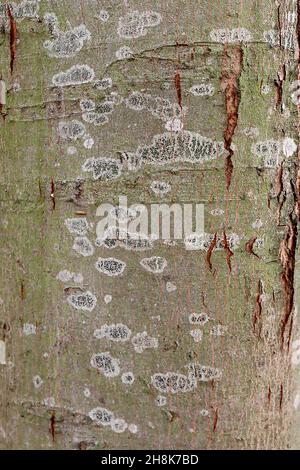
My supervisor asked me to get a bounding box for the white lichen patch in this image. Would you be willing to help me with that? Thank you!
[23,323,36,336]
[189,312,210,326]
[111,418,128,433]
[282,137,297,158]
[94,324,131,342]
[44,13,91,58]
[151,372,196,394]
[190,329,203,343]
[263,30,280,47]
[90,352,120,377]
[65,218,88,235]
[57,270,83,283]
[58,120,86,141]
[104,294,112,304]
[189,84,214,97]
[131,331,158,353]
[210,208,224,216]
[83,387,91,398]
[99,10,109,22]
[121,372,135,385]
[242,127,259,138]
[188,363,222,382]
[82,158,122,181]
[81,96,118,127]
[292,339,300,366]
[116,45,133,60]
[52,65,95,87]
[166,281,177,293]
[67,291,97,311]
[123,131,224,171]
[95,257,126,277]
[42,397,55,408]
[150,180,171,196]
[128,423,138,434]
[210,28,252,43]
[140,256,167,274]
[73,237,94,257]
[0,340,6,365]
[117,10,162,39]
[165,117,183,132]
[33,375,43,389]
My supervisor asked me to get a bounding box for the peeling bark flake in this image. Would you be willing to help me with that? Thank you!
[245,237,260,259]
[279,217,297,350]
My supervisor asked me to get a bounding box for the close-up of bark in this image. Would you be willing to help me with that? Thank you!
[1,0,300,451]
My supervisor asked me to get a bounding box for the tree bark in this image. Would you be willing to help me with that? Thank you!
[0,0,300,450]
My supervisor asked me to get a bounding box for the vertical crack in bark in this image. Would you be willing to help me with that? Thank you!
[221,45,243,190]
[274,65,286,112]
[206,232,217,271]
[253,279,263,337]
[223,230,234,273]
[51,178,56,210]
[174,70,182,109]
[6,5,17,74]
[50,412,56,442]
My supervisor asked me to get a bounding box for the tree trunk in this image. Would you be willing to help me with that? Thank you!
[0,0,300,450]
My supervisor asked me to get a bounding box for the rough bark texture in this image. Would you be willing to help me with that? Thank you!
[1,0,300,450]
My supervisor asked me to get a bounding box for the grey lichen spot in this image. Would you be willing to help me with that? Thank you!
[121,372,135,385]
[58,120,86,141]
[73,237,94,257]
[33,375,43,389]
[125,91,183,124]
[67,291,97,311]
[80,99,96,112]
[151,372,196,394]
[94,324,131,342]
[82,158,122,181]
[23,323,36,336]
[95,257,126,277]
[190,329,203,343]
[210,28,252,43]
[0,1,40,23]
[111,419,128,433]
[94,77,112,91]
[117,10,162,39]
[210,324,227,337]
[188,363,222,382]
[263,30,280,47]
[140,256,167,274]
[185,232,240,251]
[124,131,224,171]
[155,395,167,407]
[65,218,88,236]
[96,228,153,252]
[90,352,120,377]
[89,407,114,427]
[251,138,297,167]
[43,13,91,58]
[189,84,215,96]
[131,331,158,353]
[52,65,95,87]
[150,180,171,196]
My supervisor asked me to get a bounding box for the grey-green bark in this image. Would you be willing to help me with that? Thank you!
[1,0,300,450]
